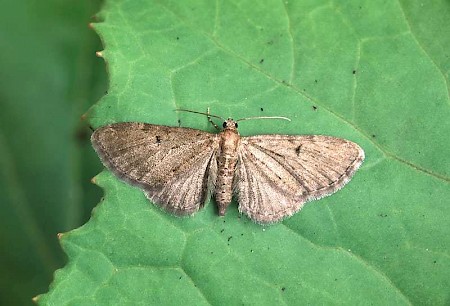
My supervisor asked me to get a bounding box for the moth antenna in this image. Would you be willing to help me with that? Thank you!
[175,108,225,121]
[236,116,291,122]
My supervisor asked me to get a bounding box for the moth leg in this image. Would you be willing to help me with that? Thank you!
[207,107,220,130]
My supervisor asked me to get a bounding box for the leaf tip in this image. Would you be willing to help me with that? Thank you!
[96,51,104,58]
[80,112,88,121]
[32,294,40,303]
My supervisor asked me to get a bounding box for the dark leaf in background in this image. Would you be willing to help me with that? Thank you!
[0,0,106,305]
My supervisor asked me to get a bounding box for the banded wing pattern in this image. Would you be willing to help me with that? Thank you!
[235,135,365,223]
[91,123,219,215]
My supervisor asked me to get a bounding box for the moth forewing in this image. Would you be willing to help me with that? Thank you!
[234,135,364,223]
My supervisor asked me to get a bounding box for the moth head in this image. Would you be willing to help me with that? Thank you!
[222,119,238,130]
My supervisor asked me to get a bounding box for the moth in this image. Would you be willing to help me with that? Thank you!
[91,110,364,224]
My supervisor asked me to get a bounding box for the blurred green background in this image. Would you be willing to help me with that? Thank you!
[0,1,106,304]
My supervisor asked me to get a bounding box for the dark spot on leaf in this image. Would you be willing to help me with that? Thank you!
[312,106,317,111]
[227,236,232,242]
[314,79,318,83]
[352,70,356,74]
[260,107,264,111]
[177,119,181,127]
[220,229,224,233]
[176,36,180,40]
[179,276,182,280]
[281,287,286,292]
[434,260,437,264]
[267,40,274,45]
[372,134,376,138]
[378,213,388,217]
[259,58,264,64]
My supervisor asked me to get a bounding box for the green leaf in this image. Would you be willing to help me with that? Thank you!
[40,0,450,305]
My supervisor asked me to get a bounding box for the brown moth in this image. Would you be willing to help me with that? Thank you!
[91,110,364,224]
